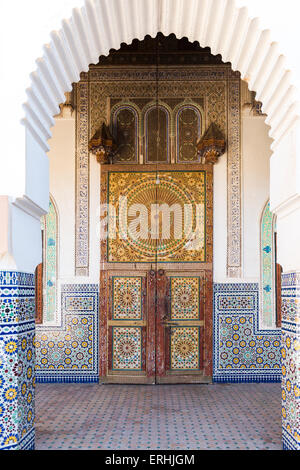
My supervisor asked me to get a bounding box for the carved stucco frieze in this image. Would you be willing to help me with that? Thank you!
[75,82,89,276]
[75,66,241,277]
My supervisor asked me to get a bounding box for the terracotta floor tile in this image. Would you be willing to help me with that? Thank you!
[35,383,282,450]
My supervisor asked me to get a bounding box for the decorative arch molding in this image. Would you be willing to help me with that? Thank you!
[110,102,140,163]
[41,194,59,325]
[143,102,171,163]
[173,100,204,129]
[110,101,142,127]
[22,0,299,154]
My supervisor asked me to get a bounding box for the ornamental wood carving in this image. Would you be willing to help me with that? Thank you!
[75,65,241,278]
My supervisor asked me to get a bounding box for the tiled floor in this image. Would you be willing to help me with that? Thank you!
[35,383,282,450]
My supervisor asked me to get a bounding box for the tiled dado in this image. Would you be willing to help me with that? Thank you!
[35,284,99,383]
[213,283,281,383]
[0,272,35,450]
[281,273,300,450]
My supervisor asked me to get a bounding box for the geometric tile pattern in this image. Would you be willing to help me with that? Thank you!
[217,294,256,311]
[112,277,142,320]
[0,271,35,450]
[170,277,199,320]
[281,272,300,450]
[112,327,142,370]
[214,283,281,383]
[218,315,280,368]
[64,296,95,312]
[35,284,99,383]
[35,383,282,450]
[170,327,199,370]
[35,282,284,384]
[36,316,93,369]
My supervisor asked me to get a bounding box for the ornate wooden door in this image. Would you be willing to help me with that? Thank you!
[99,165,213,383]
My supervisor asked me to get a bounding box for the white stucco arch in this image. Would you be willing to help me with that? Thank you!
[23,0,299,154]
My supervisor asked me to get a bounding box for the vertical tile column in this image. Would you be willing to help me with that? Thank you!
[281,273,300,450]
[0,272,35,450]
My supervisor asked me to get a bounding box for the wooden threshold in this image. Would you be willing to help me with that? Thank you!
[156,375,212,384]
[101,375,155,385]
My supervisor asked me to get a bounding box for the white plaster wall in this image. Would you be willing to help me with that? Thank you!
[277,206,300,273]
[10,204,43,273]
[213,113,272,283]
[270,120,300,212]
[271,120,300,272]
